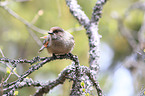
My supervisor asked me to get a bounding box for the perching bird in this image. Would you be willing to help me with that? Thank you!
[38,27,74,55]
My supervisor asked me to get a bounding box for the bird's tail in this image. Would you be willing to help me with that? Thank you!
[38,45,45,53]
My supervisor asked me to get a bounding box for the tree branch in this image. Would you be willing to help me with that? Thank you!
[91,0,107,24]
[33,68,73,96]
[83,66,103,96]
[66,0,107,95]
[65,0,90,29]
[1,53,82,95]
[0,0,108,95]
[87,0,107,72]
[70,56,81,96]
[117,18,137,51]
[0,4,47,34]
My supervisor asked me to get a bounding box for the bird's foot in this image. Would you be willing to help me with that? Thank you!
[68,53,73,57]
[52,53,57,58]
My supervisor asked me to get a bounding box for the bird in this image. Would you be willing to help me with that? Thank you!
[38,27,74,55]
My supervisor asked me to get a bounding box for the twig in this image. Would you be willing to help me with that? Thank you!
[4,64,20,83]
[125,1,145,14]
[0,5,47,34]
[124,1,145,51]
[0,48,5,57]
[91,0,107,24]
[34,68,73,96]
[138,13,145,49]
[26,9,44,46]
[0,48,20,82]
[0,0,107,95]
[70,55,81,96]
[31,9,44,24]
[1,54,80,95]
[1,54,105,96]
[117,18,137,51]
[0,56,42,65]
[27,28,43,46]
[83,66,103,96]
[3,57,54,88]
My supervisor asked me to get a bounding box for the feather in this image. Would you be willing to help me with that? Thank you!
[38,45,45,53]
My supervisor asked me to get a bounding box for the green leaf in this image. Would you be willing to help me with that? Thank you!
[81,81,85,87]
[6,67,11,74]
[14,91,19,96]
[82,88,85,92]
[85,93,89,96]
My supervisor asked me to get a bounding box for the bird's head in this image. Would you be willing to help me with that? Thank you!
[48,27,64,36]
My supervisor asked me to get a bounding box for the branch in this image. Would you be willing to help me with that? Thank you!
[0,0,107,95]
[1,53,82,95]
[138,13,145,48]
[3,68,73,96]
[0,54,105,96]
[0,56,42,66]
[117,1,145,51]
[0,4,47,34]
[125,1,145,13]
[91,0,107,24]
[27,28,43,46]
[83,66,103,96]
[88,0,107,72]
[1,54,102,96]
[70,56,81,96]
[117,18,137,51]
[1,54,72,87]
[34,68,73,96]
[66,0,106,95]
[66,0,107,73]
[65,0,90,29]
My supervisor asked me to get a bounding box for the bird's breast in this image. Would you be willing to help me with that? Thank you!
[47,37,74,55]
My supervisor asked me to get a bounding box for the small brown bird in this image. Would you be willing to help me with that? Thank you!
[39,27,74,55]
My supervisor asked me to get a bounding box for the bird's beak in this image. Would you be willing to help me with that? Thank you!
[48,31,53,35]
[40,36,48,39]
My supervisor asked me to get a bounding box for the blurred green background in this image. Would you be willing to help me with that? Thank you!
[0,0,144,96]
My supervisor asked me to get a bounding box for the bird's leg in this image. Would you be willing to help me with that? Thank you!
[52,53,57,58]
[68,53,73,57]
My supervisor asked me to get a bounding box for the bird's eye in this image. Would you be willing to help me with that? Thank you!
[53,30,58,33]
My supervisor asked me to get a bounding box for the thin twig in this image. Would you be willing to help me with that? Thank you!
[0,56,41,65]
[0,48,5,57]
[27,28,43,46]
[1,54,80,95]
[26,9,44,46]
[34,68,73,96]
[138,13,145,48]
[4,65,20,84]
[70,55,81,96]
[91,0,107,24]
[0,49,20,82]
[0,5,47,34]
[117,18,137,51]
[83,66,104,96]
